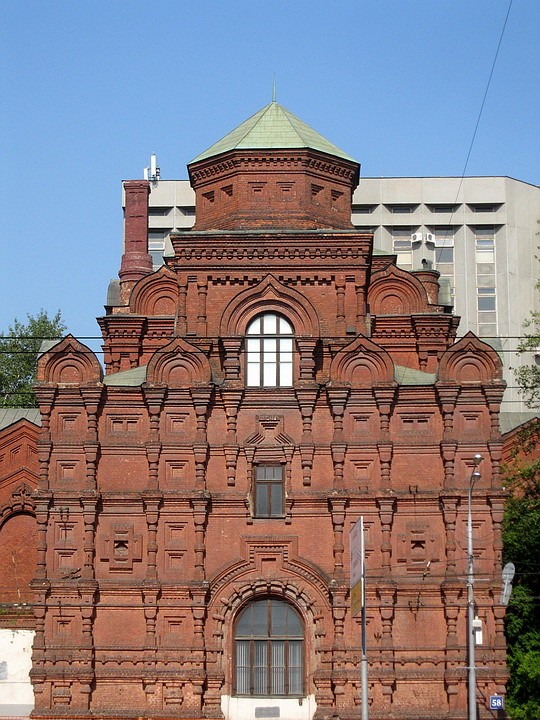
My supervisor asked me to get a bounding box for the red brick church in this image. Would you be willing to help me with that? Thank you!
[11,102,511,719]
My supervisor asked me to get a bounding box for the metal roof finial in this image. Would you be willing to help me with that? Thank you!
[272,76,276,103]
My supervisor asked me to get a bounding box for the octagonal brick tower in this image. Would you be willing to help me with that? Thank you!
[187,101,360,230]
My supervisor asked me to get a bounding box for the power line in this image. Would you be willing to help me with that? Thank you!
[0,334,536,341]
[450,0,514,214]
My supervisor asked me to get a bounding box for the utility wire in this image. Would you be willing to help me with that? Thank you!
[450,0,514,215]
[0,333,534,340]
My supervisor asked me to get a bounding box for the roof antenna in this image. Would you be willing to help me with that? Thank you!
[143,152,160,185]
[272,75,276,103]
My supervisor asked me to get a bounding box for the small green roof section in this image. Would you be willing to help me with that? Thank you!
[190,101,357,164]
[499,412,538,435]
[394,365,436,386]
[0,407,41,431]
[103,366,147,387]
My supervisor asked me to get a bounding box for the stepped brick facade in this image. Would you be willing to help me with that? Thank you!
[29,103,508,720]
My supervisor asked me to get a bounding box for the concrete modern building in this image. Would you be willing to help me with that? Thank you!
[135,174,539,412]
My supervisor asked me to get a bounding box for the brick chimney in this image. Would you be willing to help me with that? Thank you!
[119,180,153,286]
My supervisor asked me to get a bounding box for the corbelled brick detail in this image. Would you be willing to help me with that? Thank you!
[188,150,359,230]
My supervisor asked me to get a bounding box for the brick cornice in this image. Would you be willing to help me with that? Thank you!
[189,149,358,185]
[170,231,372,265]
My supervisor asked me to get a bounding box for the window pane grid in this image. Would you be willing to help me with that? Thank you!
[392,228,413,268]
[280,363,293,386]
[236,641,250,695]
[475,228,497,334]
[246,314,294,387]
[474,226,495,236]
[235,600,304,697]
[253,642,268,695]
[435,247,454,264]
[271,641,285,695]
[288,642,303,695]
[255,466,283,517]
[263,363,277,387]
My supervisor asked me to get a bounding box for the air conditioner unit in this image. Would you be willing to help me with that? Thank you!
[411,232,423,243]
[425,233,435,244]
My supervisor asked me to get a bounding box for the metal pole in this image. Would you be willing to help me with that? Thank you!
[360,517,369,720]
[467,455,482,720]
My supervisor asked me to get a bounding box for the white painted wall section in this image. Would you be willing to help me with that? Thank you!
[222,694,317,720]
[0,629,34,718]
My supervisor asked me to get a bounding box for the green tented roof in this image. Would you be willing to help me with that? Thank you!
[190,102,357,164]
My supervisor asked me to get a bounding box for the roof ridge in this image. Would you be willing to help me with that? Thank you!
[228,102,274,151]
[189,101,357,165]
[278,104,306,144]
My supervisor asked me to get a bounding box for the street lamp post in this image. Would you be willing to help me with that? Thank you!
[467,453,483,720]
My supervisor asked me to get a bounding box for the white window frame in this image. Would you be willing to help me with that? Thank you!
[391,227,413,268]
[246,313,294,388]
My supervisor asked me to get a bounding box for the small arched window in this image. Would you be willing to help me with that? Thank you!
[235,598,304,696]
[246,313,293,387]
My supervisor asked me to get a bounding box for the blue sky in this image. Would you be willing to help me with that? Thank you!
[1,0,538,348]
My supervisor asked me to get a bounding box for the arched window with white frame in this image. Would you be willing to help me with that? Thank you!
[234,598,304,697]
[246,313,294,387]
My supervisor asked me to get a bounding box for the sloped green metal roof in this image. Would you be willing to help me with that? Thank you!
[38,338,65,357]
[394,365,436,385]
[103,366,147,386]
[499,412,538,435]
[0,408,41,430]
[190,102,357,164]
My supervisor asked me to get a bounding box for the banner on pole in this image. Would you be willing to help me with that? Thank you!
[351,579,363,617]
[350,517,365,618]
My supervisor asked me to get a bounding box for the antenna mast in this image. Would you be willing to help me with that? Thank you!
[144,153,160,183]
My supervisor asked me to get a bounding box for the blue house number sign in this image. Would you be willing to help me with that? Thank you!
[489,695,504,710]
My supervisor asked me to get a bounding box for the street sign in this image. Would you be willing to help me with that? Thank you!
[489,695,504,710]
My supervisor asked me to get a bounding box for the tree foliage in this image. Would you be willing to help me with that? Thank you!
[503,530,540,720]
[0,310,67,407]
[503,281,540,719]
[514,307,540,410]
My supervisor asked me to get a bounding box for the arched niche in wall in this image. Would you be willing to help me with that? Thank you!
[368,264,431,315]
[36,335,103,385]
[438,332,504,385]
[329,335,395,387]
[146,336,212,387]
[129,266,179,316]
[0,483,37,604]
[205,538,332,695]
[219,274,320,338]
